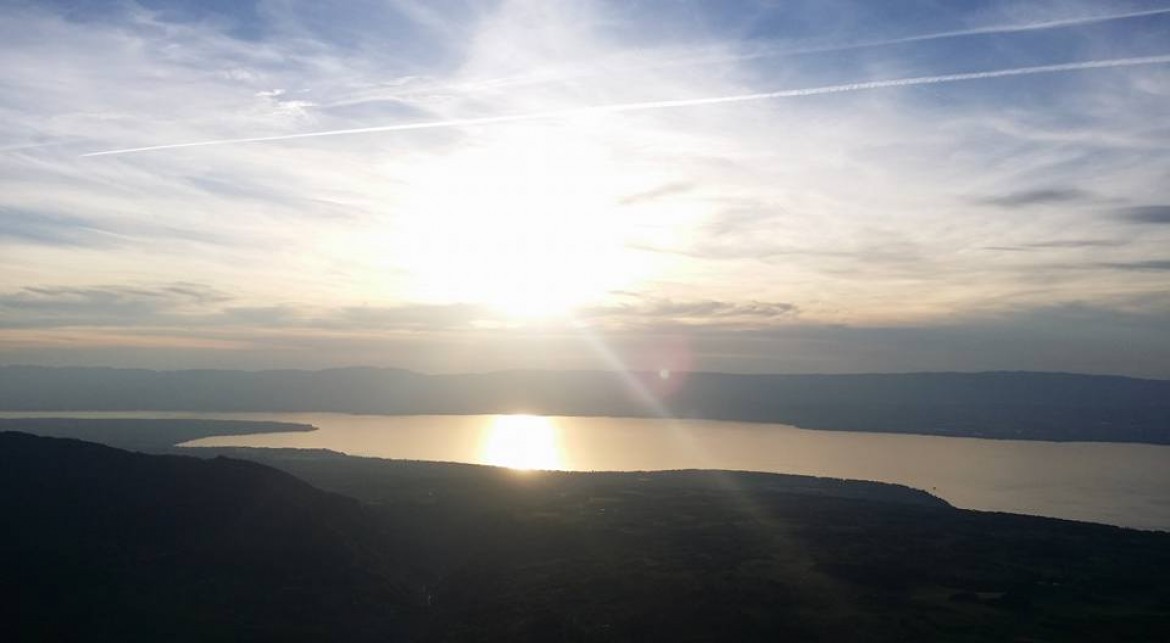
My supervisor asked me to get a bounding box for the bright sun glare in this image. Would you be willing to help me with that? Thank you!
[480,414,564,471]
[391,124,658,319]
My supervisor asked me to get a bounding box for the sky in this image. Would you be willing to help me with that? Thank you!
[1,0,1168,377]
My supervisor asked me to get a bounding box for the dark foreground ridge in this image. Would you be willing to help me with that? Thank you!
[3,366,1169,443]
[0,432,419,642]
[3,431,1168,642]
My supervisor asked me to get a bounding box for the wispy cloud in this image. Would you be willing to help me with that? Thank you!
[0,211,115,247]
[661,6,1170,73]
[579,296,800,329]
[1116,205,1170,224]
[2,0,1169,375]
[619,182,695,206]
[973,188,1094,207]
[1100,259,1170,271]
[0,275,805,331]
[323,5,1170,108]
[0,283,229,328]
[80,54,1170,157]
[757,6,1170,56]
[984,239,1129,252]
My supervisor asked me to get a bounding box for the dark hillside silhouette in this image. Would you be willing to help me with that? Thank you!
[0,432,419,642]
[3,432,1169,641]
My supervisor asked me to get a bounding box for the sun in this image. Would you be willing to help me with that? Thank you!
[480,414,564,471]
[389,123,654,318]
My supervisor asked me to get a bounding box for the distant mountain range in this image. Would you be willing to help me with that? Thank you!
[2,366,1168,444]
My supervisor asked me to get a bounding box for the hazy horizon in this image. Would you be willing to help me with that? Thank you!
[4,362,1170,381]
[3,1,1169,377]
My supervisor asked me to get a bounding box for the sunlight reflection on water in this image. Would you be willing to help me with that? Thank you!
[480,414,565,471]
[4,410,1168,530]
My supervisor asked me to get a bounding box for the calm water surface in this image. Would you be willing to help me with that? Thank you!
[7,411,1168,531]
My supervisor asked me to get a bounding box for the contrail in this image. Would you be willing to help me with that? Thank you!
[873,6,1170,44]
[82,54,1170,157]
[325,6,1170,108]
[731,6,1170,63]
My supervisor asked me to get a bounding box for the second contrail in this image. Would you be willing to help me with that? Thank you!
[82,54,1170,157]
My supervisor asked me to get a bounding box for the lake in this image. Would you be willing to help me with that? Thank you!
[5,411,1168,531]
